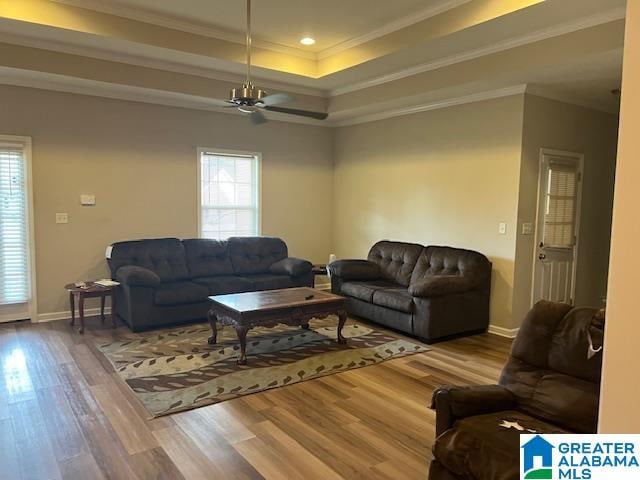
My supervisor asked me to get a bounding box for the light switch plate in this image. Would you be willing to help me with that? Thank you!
[80,194,96,206]
[498,222,507,235]
[55,212,68,224]
[521,222,534,235]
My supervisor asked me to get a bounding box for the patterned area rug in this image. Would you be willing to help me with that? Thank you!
[97,318,429,417]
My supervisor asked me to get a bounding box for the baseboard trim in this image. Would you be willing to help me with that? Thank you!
[37,307,112,323]
[488,324,519,338]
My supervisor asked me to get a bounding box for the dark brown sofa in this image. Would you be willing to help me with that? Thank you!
[329,241,491,342]
[429,301,604,480]
[107,236,313,332]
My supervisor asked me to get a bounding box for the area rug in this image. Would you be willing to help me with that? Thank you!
[96,318,429,417]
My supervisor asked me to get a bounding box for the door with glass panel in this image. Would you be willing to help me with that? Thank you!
[0,136,34,322]
[532,150,583,305]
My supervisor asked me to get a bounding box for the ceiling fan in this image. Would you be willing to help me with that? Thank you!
[224,0,328,125]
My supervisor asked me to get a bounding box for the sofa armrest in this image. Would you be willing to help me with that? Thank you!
[408,276,474,297]
[115,265,161,287]
[431,385,516,435]
[328,259,380,281]
[269,257,312,277]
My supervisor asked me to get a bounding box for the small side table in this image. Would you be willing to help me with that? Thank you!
[64,282,117,334]
[312,264,328,276]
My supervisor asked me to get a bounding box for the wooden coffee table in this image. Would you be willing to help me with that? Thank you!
[207,287,347,365]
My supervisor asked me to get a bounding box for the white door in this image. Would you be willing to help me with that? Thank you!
[532,149,583,305]
[0,136,35,323]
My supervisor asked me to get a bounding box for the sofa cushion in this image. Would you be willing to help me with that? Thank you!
[192,275,254,295]
[433,410,567,480]
[183,239,233,277]
[367,241,423,287]
[341,280,398,303]
[372,288,414,313]
[108,238,190,282]
[410,246,491,287]
[228,237,288,274]
[154,281,209,306]
[244,274,294,291]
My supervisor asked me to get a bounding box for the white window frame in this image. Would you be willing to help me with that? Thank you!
[196,147,262,239]
[0,135,37,323]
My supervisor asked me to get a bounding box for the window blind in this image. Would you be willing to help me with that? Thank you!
[200,151,259,240]
[0,145,30,305]
[543,159,578,248]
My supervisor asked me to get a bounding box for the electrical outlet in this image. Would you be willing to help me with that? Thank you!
[55,212,68,224]
[498,222,507,235]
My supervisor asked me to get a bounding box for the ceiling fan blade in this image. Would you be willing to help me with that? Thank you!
[259,93,295,106]
[264,105,328,120]
[250,109,268,125]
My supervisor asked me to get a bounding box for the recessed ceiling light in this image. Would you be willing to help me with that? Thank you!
[299,36,316,46]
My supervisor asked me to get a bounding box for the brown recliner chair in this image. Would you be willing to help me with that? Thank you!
[429,301,605,480]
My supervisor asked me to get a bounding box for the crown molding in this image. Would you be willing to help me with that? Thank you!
[315,0,470,59]
[333,85,528,127]
[0,66,530,127]
[51,0,469,62]
[0,66,329,127]
[0,29,328,98]
[330,6,626,96]
[50,0,317,60]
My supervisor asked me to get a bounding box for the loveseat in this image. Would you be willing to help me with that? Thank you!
[107,237,313,331]
[429,301,604,480]
[328,241,491,342]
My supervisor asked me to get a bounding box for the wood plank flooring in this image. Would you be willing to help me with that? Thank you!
[0,316,511,480]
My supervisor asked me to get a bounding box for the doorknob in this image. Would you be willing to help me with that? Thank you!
[538,253,546,260]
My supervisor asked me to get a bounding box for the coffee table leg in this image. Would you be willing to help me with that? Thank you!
[337,311,347,344]
[236,326,249,365]
[207,310,218,345]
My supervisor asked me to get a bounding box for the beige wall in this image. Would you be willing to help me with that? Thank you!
[0,85,333,317]
[333,95,526,329]
[512,94,618,327]
[599,0,640,433]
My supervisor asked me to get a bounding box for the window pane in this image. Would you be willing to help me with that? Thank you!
[199,151,259,240]
[543,162,578,248]
[0,147,30,305]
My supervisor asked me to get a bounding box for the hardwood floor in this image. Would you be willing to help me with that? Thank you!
[0,316,511,480]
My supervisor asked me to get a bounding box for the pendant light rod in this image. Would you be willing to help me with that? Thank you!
[246,0,251,86]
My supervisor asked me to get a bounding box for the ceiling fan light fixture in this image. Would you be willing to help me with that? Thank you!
[299,36,316,46]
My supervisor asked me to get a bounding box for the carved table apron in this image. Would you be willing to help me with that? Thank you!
[206,288,347,365]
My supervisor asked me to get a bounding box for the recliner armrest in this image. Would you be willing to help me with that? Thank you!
[328,259,381,281]
[408,276,474,297]
[115,265,161,287]
[431,385,516,435]
[269,257,312,277]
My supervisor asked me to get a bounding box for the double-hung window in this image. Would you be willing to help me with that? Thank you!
[0,136,34,322]
[198,149,260,240]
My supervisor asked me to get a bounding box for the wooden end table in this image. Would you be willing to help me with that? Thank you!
[207,287,347,365]
[64,282,117,334]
